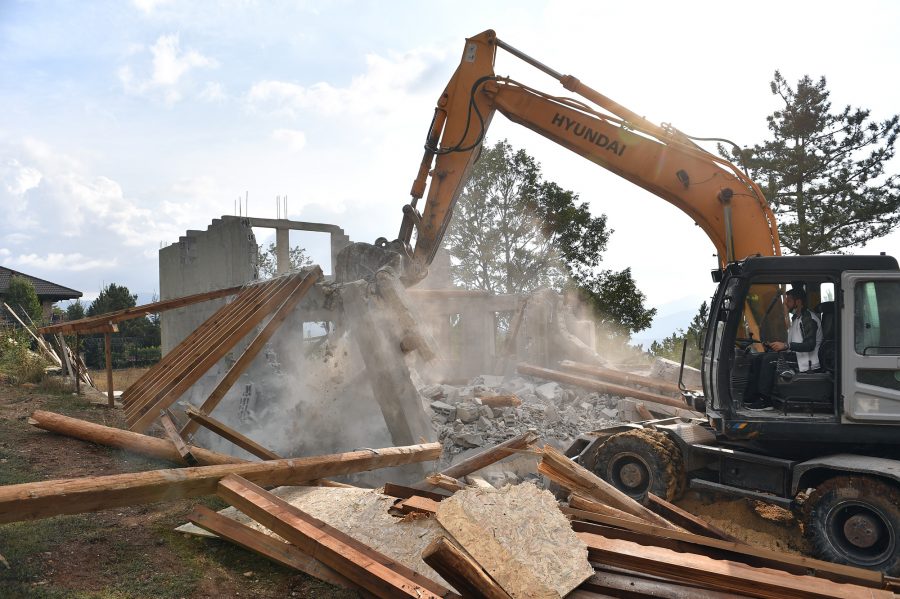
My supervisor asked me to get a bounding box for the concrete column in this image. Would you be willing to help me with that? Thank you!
[275,228,290,274]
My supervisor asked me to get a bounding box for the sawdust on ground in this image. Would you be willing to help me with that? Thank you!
[676,491,810,555]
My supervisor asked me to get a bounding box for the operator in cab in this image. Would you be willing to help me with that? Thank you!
[746,287,823,410]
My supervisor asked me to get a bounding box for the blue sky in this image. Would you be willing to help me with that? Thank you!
[2,0,899,338]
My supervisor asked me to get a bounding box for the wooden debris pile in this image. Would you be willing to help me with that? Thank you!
[6,410,900,597]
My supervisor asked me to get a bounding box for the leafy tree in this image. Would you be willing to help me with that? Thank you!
[257,242,312,278]
[649,301,709,368]
[85,284,160,367]
[66,299,85,321]
[727,71,900,254]
[445,139,655,337]
[3,275,42,323]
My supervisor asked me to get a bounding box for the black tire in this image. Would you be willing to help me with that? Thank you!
[804,476,900,575]
[594,429,685,502]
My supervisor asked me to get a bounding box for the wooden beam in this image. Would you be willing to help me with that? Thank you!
[394,495,440,516]
[123,277,289,422]
[646,492,742,543]
[122,279,275,417]
[581,568,751,599]
[569,514,883,588]
[216,475,455,599]
[128,275,304,431]
[422,536,512,599]
[104,332,115,407]
[0,441,441,523]
[381,483,450,502]
[566,495,654,527]
[431,429,538,483]
[187,505,357,591]
[517,363,691,410]
[425,474,465,493]
[577,532,892,599]
[539,444,679,530]
[158,409,198,466]
[180,267,321,436]
[183,405,280,460]
[39,284,246,336]
[28,410,242,466]
[559,360,689,394]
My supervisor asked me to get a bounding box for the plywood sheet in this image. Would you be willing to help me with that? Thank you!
[435,482,593,599]
[178,486,448,587]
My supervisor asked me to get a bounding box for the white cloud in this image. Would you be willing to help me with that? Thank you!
[0,248,10,258]
[118,33,216,104]
[3,252,117,272]
[245,47,447,119]
[270,128,307,152]
[133,0,176,15]
[198,81,225,102]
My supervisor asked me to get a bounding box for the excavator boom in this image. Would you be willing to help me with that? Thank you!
[398,30,780,279]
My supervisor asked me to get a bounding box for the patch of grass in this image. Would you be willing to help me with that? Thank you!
[0,514,102,597]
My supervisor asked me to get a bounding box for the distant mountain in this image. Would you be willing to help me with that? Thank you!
[631,295,710,349]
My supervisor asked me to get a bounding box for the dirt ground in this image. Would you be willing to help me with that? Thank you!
[0,381,356,599]
[0,379,811,598]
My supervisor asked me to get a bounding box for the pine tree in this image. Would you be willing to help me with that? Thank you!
[730,71,900,254]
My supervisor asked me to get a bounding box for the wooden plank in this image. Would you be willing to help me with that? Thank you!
[578,532,892,599]
[183,405,280,460]
[559,360,689,394]
[0,441,440,524]
[216,475,454,599]
[104,332,114,407]
[539,444,679,530]
[395,495,440,515]
[517,363,690,410]
[647,492,743,543]
[181,268,321,436]
[424,474,465,493]
[187,505,357,591]
[122,278,280,411]
[124,277,291,424]
[432,429,539,483]
[158,409,198,466]
[565,496,658,527]
[121,282,271,414]
[382,483,450,502]
[582,567,752,599]
[39,284,246,336]
[422,536,512,599]
[128,275,302,431]
[56,333,73,377]
[569,513,883,588]
[28,410,242,466]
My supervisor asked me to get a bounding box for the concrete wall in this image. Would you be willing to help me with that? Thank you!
[159,216,258,355]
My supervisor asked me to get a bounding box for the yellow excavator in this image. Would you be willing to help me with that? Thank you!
[346,30,900,574]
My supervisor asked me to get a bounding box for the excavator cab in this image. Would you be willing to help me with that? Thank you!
[703,254,900,445]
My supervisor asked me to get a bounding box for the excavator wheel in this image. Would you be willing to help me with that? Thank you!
[594,429,685,502]
[803,475,900,575]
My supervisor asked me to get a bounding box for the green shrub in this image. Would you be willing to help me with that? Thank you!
[0,329,48,384]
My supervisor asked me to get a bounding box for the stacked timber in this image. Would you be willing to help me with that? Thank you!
[8,411,897,597]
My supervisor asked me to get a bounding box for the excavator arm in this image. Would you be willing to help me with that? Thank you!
[397,29,780,279]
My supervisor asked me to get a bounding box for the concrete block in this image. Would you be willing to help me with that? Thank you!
[650,357,701,388]
[536,382,561,402]
[456,402,480,424]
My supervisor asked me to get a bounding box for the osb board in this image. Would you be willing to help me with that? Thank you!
[178,486,448,587]
[435,482,593,599]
